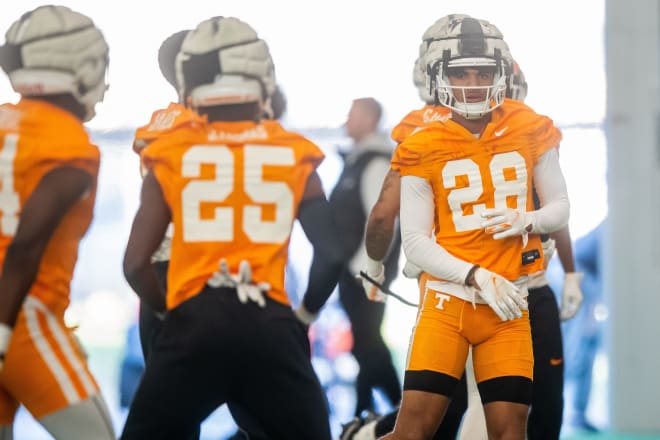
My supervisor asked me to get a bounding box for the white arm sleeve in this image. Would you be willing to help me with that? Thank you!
[528,148,570,234]
[400,176,474,284]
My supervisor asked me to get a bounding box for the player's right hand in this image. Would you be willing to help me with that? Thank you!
[472,268,527,321]
[208,259,270,308]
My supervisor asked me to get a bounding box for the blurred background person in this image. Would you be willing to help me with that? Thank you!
[548,219,605,433]
[329,97,402,418]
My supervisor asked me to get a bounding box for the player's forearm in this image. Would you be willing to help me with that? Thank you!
[298,196,345,314]
[0,242,43,326]
[123,260,167,313]
[365,211,396,261]
[552,225,576,273]
[400,175,473,284]
[530,148,570,234]
[365,168,401,261]
[402,230,473,284]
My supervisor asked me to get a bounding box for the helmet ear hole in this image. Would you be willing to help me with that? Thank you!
[0,44,22,74]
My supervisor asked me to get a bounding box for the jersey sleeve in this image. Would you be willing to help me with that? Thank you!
[391,110,423,144]
[526,114,562,161]
[390,129,440,180]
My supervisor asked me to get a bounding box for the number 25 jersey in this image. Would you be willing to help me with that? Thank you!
[142,118,324,310]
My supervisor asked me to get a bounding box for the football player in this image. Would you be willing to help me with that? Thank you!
[457,61,583,440]
[0,5,115,440]
[381,14,570,440]
[347,17,580,439]
[121,16,343,439]
[132,28,284,440]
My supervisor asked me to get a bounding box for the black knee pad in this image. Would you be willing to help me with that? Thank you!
[403,370,459,397]
[478,376,532,404]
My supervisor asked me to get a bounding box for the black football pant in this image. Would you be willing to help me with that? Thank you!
[124,286,331,440]
[527,285,564,440]
[338,270,402,416]
[139,262,269,439]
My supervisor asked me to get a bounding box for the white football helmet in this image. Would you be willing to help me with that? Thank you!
[422,14,512,119]
[506,61,528,102]
[158,30,190,100]
[176,16,276,112]
[413,43,433,104]
[0,5,109,122]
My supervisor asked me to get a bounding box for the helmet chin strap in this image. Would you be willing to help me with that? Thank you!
[452,99,492,120]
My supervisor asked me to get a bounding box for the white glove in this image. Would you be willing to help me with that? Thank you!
[359,258,387,302]
[481,208,532,246]
[560,272,584,321]
[402,260,423,280]
[207,259,270,308]
[472,268,527,321]
[0,323,12,372]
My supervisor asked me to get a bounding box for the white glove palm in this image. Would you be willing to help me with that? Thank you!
[560,272,584,321]
[360,258,387,302]
[207,259,270,307]
[472,268,527,321]
[481,208,532,246]
[0,323,11,373]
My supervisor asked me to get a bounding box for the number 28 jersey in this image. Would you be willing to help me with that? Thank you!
[142,118,324,310]
[392,100,562,281]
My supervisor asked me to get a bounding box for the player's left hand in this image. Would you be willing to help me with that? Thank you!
[481,208,532,246]
[0,323,12,373]
[358,258,387,302]
[208,259,270,308]
[560,272,584,321]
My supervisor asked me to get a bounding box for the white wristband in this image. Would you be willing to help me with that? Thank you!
[0,323,12,352]
[294,303,317,325]
[366,257,384,276]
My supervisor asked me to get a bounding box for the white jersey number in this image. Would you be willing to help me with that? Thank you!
[0,134,20,236]
[181,144,295,243]
[444,151,527,232]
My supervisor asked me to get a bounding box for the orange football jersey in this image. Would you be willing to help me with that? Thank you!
[0,99,100,315]
[393,100,561,281]
[391,105,451,145]
[142,119,324,310]
[133,102,204,153]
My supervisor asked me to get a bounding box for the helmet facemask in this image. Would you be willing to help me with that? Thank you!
[431,54,507,120]
[422,15,512,119]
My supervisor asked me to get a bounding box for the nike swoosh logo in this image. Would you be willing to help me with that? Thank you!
[494,127,508,137]
[550,358,563,366]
